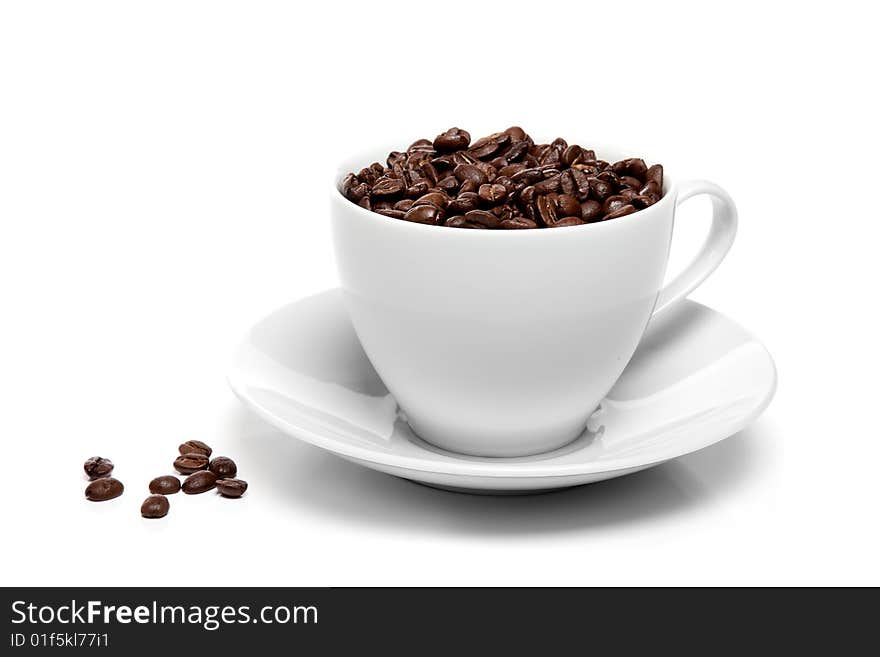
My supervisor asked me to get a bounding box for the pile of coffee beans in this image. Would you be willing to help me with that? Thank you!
[341,127,663,229]
[81,441,248,519]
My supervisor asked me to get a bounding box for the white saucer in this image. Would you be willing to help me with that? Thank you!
[228,290,776,494]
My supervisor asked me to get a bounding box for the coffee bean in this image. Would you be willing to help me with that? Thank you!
[499,217,538,229]
[478,183,508,204]
[465,209,501,228]
[556,194,582,218]
[448,191,481,214]
[603,195,629,214]
[612,158,648,179]
[453,163,487,185]
[371,176,406,198]
[178,440,212,457]
[141,494,169,518]
[343,128,662,229]
[83,456,114,480]
[182,470,217,495]
[85,477,124,501]
[550,216,586,228]
[646,164,663,189]
[216,479,249,498]
[604,204,637,220]
[174,453,209,474]
[433,127,471,152]
[209,456,237,479]
[404,204,443,225]
[580,200,603,222]
[149,475,181,495]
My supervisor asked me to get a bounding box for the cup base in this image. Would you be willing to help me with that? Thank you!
[404,413,589,458]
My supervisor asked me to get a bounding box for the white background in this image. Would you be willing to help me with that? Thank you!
[2,1,878,586]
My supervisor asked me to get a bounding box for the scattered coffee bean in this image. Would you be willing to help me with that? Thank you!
[209,456,237,479]
[149,475,181,495]
[173,453,209,474]
[343,128,663,228]
[182,470,217,494]
[216,479,248,498]
[178,440,212,457]
[140,494,169,518]
[83,456,114,480]
[85,477,124,501]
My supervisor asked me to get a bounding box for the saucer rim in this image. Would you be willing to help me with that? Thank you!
[228,294,777,479]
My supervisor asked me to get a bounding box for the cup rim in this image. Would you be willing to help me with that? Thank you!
[332,141,676,236]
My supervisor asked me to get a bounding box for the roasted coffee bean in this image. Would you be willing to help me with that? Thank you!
[465,209,501,228]
[603,195,629,214]
[555,194,582,218]
[612,158,648,179]
[646,164,663,189]
[469,132,509,159]
[499,217,538,229]
[619,175,643,190]
[376,209,406,219]
[83,456,114,480]
[404,204,443,225]
[453,163,487,185]
[209,456,238,479]
[149,475,181,495]
[550,216,586,227]
[590,179,613,201]
[343,128,662,229]
[182,470,218,495]
[174,453,209,474]
[436,175,459,194]
[413,191,449,209]
[604,204,637,220]
[371,176,406,198]
[405,181,430,198]
[581,200,603,222]
[85,477,124,501]
[433,127,471,152]
[216,479,249,498]
[536,195,558,225]
[141,494,169,518]
[533,175,561,195]
[179,440,212,457]
[478,183,508,204]
[631,195,656,209]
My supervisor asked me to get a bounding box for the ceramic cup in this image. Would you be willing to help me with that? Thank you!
[331,144,737,457]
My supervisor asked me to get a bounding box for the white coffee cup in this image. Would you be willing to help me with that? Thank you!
[331,144,737,457]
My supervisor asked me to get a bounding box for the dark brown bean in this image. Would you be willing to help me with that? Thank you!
[85,477,124,501]
[182,470,217,494]
[413,191,449,209]
[453,163,487,186]
[612,158,648,178]
[140,494,169,518]
[149,475,181,495]
[173,453,209,474]
[209,456,237,479]
[499,217,538,229]
[371,176,406,198]
[550,216,586,227]
[83,456,114,480]
[631,195,656,209]
[603,195,629,214]
[603,204,637,220]
[469,132,509,159]
[394,198,414,212]
[433,127,471,152]
[478,183,508,204]
[404,204,443,225]
[590,179,613,201]
[646,164,664,189]
[216,479,248,498]
[556,194,582,218]
[533,175,561,195]
[376,209,406,219]
[581,200,603,222]
[178,440,212,457]
[465,209,501,228]
[536,195,557,225]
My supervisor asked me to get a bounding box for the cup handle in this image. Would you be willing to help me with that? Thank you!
[652,180,738,315]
